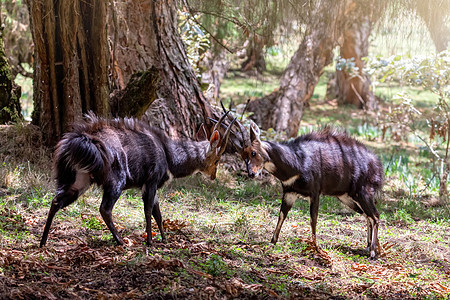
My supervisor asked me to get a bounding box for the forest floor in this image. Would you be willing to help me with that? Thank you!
[1,74,450,299]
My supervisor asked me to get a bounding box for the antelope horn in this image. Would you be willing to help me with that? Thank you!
[209,117,243,152]
[240,99,250,121]
[217,101,251,150]
[218,117,237,155]
[220,100,228,113]
[213,111,230,133]
[234,118,251,149]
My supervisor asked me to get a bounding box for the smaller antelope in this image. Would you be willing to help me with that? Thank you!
[40,112,235,247]
[230,120,383,259]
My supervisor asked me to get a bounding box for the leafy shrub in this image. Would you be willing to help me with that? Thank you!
[179,10,210,78]
[366,51,450,203]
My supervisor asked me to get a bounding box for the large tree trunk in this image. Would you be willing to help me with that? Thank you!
[108,0,212,138]
[0,3,22,124]
[26,0,109,145]
[248,2,347,138]
[335,16,375,109]
[28,0,209,144]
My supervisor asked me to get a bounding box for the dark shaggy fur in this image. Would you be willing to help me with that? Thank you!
[241,124,384,259]
[40,113,230,247]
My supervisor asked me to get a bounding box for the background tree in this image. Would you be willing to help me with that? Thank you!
[332,0,448,110]
[187,0,283,100]
[334,17,374,109]
[332,0,385,109]
[0,1,22,123]
[247,1,349,138]
[412,0,450,52]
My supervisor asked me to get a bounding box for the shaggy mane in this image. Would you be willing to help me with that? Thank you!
[289,126,365,147]
[70,112,168,141]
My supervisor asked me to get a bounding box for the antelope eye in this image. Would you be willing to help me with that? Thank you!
[251,151,257,157]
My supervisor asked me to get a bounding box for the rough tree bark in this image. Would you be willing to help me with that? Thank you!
[26,0,109,145]
[0,3,22,124]
[27,0,209,144]
[108,0,212,138]
[248,2,347,138]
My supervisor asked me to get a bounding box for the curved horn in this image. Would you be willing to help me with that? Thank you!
[218,117,237,156]
[209,117,243,152]
[219,100,251,150]
[234,119,251,149]
[213,111,230,133]
[220,100,227,113]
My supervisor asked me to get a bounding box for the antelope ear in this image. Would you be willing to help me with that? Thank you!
[209,130,221,149]
[250,121,261,142]
[196,124,208,141]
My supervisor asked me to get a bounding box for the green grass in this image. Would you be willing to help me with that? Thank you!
[2,169,444,298]
[219,71,280,102]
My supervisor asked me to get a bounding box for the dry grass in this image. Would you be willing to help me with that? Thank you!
[0,123,53,191]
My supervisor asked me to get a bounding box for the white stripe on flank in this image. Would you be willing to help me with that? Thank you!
[264,162,277,173]
[337,193,354,208]
[282,175,299,187]
[73,171,91,195]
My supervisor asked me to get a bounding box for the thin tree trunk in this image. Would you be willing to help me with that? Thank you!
[241,37,266,74]
[248,2,346,138]
[335,16,375,109]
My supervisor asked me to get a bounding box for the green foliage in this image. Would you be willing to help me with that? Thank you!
[203,254,230,277]
[81,215,104,231]
[393,208,415,225]
[365,52,450,96]
[347,123,381,141]
[179,10,210,78]
[365,51,450,202]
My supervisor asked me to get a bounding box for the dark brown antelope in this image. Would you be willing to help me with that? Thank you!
[40,112,235,247]
[228,119,383,259]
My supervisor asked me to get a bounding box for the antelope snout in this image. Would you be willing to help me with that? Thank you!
[247,166,256,178]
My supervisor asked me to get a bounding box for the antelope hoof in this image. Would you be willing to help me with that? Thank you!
[115,238,124,246]
[157,235,167,244]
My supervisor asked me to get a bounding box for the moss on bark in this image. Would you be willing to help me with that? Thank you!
[109,67,160,118]
[0,28,22,123]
